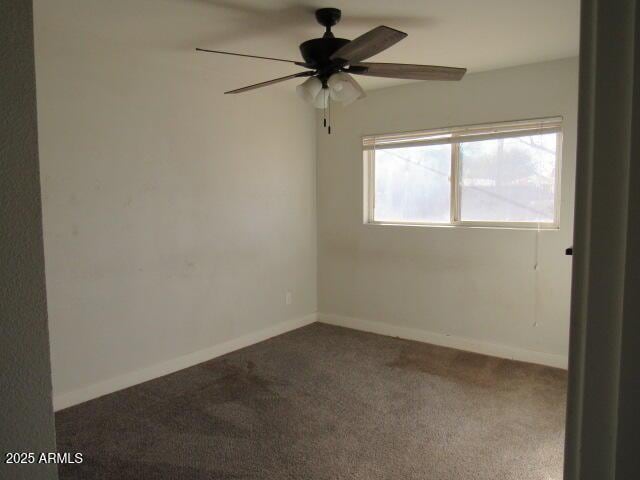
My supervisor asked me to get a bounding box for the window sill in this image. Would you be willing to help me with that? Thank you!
[365,221,560,231]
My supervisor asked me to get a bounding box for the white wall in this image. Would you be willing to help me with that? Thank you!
[34,1,317,408]
[317,58,578,366]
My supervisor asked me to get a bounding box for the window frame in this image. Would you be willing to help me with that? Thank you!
[363,117,563,230]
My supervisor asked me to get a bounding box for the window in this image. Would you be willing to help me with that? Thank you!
[363,118,562,228]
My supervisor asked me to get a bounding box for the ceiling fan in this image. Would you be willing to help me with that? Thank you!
[196,7,466,133]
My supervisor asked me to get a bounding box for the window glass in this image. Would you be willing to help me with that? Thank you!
[365,119,561,228]
[459,134,557,223]
[374,144,451,223]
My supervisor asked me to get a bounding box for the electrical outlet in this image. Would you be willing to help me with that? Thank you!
[285,291,292,306]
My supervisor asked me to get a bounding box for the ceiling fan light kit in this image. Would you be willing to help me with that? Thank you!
[297,73,364,109]
[197,7,467,133]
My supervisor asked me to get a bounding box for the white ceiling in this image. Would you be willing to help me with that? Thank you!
[37,0,580,91]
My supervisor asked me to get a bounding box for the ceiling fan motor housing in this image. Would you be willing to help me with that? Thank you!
[300,8,350,82]
[299,37,349,69]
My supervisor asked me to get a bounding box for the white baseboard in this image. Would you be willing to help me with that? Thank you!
[53,313,317,411]
[318,313,568,369]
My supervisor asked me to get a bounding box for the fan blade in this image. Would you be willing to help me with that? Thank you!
[349,62,466,81]
[225,71,314,94]
[196,48,309,67]
[330,26,407,64]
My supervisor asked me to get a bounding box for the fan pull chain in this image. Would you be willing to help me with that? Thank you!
[323,89,327,128]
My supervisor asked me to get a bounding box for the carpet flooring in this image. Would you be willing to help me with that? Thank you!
[55,323,567,479]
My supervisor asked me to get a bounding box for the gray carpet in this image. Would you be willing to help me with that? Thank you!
[55,323,567,479]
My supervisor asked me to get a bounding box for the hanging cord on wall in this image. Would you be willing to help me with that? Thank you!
[532,222,541,328]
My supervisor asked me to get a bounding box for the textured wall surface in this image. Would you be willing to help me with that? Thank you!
[34,0,317,405]
[0,1,58,479]
[318,58,578,360]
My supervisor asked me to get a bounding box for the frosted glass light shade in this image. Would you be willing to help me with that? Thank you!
[328,73,365,105]
[312,88,329,109]
[296,76,323,107]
